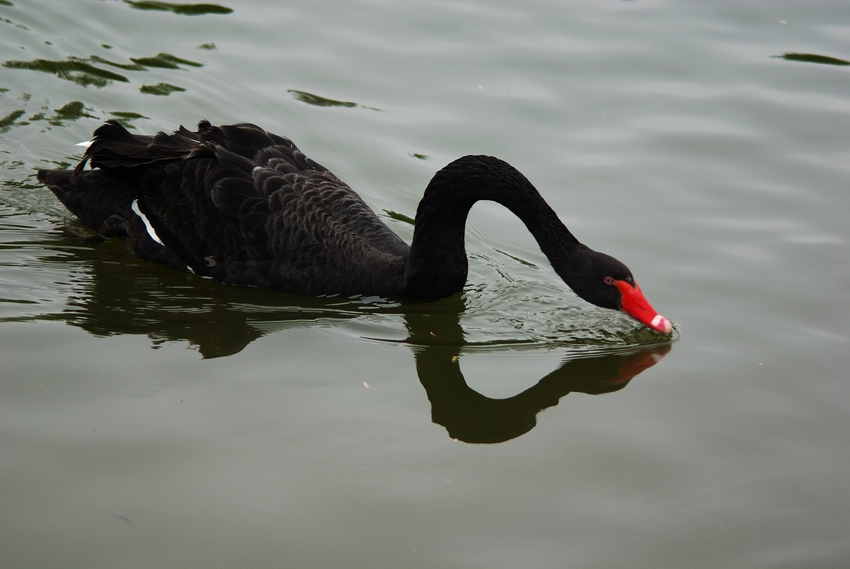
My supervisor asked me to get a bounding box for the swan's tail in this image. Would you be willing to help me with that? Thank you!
[75,120,199,174]
[37,166,189,270]
[37,167,135,238]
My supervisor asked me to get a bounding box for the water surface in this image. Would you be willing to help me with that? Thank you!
[2,1,849,567]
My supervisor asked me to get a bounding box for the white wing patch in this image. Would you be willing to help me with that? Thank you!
[131,199,164,245]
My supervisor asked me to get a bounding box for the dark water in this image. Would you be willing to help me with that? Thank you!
[2,1,849,567]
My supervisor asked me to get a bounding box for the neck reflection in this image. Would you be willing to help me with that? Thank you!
[404,301,669,443]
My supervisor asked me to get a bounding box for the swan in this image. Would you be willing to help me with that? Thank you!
[37,120,672,333]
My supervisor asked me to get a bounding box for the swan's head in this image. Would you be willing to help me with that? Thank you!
[567,250,672,334]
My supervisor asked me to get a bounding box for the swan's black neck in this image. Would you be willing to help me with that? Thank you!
[402,155,583,298]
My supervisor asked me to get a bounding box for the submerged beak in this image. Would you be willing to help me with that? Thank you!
[614,280,672,334]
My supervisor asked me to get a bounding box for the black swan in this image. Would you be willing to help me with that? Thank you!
[37,120,672,334]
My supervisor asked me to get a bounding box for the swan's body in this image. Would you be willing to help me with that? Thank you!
[38,120,671,333]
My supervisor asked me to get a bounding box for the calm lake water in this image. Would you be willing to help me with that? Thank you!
[2,1,849,567]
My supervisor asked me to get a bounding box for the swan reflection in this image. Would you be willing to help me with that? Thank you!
[27,236,672,443]
[404,306,669,443]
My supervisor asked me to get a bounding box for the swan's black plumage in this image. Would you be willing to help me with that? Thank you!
[41,120,413,294]
[38,120,671,332]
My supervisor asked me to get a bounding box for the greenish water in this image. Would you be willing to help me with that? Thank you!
[2,1,849,567]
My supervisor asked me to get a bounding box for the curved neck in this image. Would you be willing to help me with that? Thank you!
[402,155,581,298]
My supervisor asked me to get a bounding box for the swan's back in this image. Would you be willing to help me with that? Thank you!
[39,121,409,294]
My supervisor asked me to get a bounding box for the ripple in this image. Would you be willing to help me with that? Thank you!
[737,84,850,115]
[139,82,186,96]
[698,216,847,246]
[775,53,849,66]
[3,52,204,89]
[130,53,203,69]
[123,1,233,16]
[629,115,755,137]
[288,90,357,108]
[3,57,130,87]
[461,281,675,354]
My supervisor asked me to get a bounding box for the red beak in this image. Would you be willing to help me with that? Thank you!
[614,280,672,334]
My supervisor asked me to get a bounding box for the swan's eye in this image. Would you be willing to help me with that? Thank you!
[604,276,615,285]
